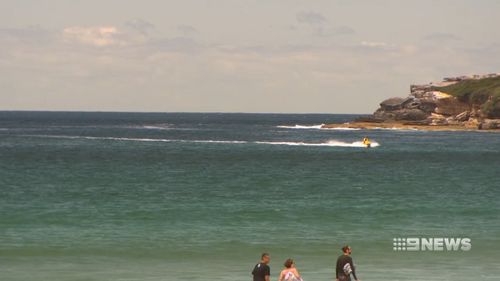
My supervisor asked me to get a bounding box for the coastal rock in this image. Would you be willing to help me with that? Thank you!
[434,97,470,116]
[464,118,481,129]
[379,97,412,111]
[357,73,500,130]
[373,90,471,122]
[445,116,461,126]
[374,108,428,121]
[479,119,500,130]
[420,91,453,100]
[455,111,470,122]
[428,113,447,125]
[404,98,422,109]
[417,99,438,113]
[396,109,428,121]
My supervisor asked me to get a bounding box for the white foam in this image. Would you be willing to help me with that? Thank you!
[190,140,248,144]
[277,124,325,129]
[256,140,379,148]
[20,135,379,148]
[133,125,198,131]
[373,127,419,131]
[277,124,362,131]
[326,140,380,147]
[140,125,172,130]
[21,134,173,142]
[320,127,361,131]
[19,135,249,145]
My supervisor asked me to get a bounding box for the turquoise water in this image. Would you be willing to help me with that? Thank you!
[1,112,499,281]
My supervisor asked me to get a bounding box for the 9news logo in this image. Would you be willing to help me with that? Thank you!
[393,237,471,251]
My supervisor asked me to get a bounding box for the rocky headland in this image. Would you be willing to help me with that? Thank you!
[323,73,500,131]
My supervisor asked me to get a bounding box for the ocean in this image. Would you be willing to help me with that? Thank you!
[1,111,499,281]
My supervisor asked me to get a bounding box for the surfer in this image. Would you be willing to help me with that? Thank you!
[278,258,303,281]
[252,253,271,281]
[336,245,360,281]
[362,137,371,148]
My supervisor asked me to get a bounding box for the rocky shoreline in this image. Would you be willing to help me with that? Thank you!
[321,121,500,131]
[323,73,500,131]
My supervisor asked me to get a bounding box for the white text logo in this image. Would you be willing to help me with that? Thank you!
[393,237,471,251]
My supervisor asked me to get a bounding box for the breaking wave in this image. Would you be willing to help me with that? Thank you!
[321,127,361,131]
[372,127,419,131]
[277,124,360,130]
[138,125,173,130]
[277,124,325,129]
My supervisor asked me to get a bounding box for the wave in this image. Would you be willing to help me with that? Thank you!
[372,127,419,131]
[137,125,173,130]
[190,140,248,144]
[19,135,379,148]
[0,124,201,132]
[277,124,325,129]
[134,125,207,131]
[19,135,249,145]
[277,124,361,131]
[320,127,361,131]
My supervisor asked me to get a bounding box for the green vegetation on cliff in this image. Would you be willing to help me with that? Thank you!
[433,76,500,118]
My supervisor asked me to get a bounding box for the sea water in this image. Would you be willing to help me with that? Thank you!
[1,112,499,281]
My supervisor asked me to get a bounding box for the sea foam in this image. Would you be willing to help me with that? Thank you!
[256,140,379,147]
[277,124,325,129]
[277,124,360,130]
[20,135,379,148]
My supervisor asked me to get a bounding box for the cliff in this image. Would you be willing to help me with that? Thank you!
[353,73,500,130]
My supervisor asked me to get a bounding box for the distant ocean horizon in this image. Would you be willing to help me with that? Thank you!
[0,110,373,115]
[1,111,499,281]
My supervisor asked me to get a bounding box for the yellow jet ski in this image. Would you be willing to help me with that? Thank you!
[363,137,371,148]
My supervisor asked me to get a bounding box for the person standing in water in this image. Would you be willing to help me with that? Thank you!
[252,253,271,281]
[336,245,360,281]
[278,258,303,281]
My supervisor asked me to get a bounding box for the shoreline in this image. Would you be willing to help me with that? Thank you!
[322,122,500,132]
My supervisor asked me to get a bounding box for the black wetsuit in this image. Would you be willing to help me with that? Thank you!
[336,255,358,281]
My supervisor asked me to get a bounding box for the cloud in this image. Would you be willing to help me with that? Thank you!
[314,25,356,37]
[296,11,327,25]
[2,18,497,113]
[177,25,198,37]
[63,26,123,47]
[294,12,353,38]
[0,26,55,44]
[333,25,356,35]
[361,41,388,48]
[125,19,155,35]
[151,37,201,53]
[423,32,460,42]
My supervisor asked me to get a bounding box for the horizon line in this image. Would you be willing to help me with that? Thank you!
[0,110,372,115]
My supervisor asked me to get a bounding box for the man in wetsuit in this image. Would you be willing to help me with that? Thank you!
[252,253,270,281]
[336,245,360,281]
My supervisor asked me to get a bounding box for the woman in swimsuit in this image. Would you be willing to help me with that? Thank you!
[278,258,303,281]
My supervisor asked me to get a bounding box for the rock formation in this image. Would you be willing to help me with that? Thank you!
[360,73,500,129]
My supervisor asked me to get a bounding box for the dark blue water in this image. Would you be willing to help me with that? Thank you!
[1,111,499,281]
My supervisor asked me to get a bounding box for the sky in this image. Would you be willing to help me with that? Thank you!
[1,0,499,113]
